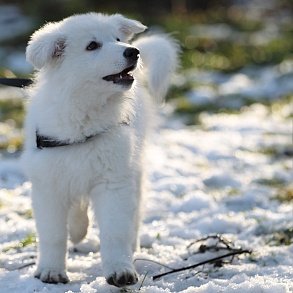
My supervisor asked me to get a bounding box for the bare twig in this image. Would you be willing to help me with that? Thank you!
[187,234,234,251]
[152,249,251,280]
[138,271,149,291]
[17,261,36,270]
[7,261,36,271]
[134,258,176,270]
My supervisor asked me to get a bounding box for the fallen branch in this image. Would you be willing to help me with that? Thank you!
[187,234,235,253]
[152,249,251,280]
[15,261,36,270]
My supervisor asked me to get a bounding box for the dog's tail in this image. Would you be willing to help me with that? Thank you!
[133,34,179,103]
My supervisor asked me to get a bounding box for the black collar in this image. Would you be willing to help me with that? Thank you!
[36,121,130,150]
[0,77,33,88]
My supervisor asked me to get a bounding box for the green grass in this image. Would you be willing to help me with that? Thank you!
[2,233,36,252]
[160,10,293,72]
[266,228,293,246]
[256,177,286,188]
[0,99,25,128]
[257,145,293,158]
[273,186,293,203]
[17,209,34,219]
[0,99,25,152]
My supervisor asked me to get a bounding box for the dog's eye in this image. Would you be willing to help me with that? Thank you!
[86,41,102,51]
[116,38,120,42]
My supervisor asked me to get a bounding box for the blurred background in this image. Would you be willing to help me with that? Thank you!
[0,0,292,155]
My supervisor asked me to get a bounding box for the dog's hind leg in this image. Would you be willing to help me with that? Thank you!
[68,200,89,244]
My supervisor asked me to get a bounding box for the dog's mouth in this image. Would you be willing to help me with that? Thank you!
[102,64,136,86]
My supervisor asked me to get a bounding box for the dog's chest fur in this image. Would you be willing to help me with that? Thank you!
[23,125,136,197]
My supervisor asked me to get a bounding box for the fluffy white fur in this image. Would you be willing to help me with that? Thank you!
[21,12,178,287]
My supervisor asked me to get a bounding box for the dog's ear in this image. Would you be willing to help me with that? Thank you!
[113,14,147,40]
[26,22,66,69]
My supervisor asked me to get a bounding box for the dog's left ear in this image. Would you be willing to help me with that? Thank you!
[113,14,147,40]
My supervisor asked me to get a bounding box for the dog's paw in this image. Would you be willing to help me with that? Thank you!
[34,268,69,284]
[106,269,138,288]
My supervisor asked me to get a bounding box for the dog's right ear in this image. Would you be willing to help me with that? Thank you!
[26,22,66,70]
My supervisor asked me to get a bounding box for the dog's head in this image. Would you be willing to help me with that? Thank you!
[26,13,146,93]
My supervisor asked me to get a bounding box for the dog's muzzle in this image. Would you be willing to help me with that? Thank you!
[102,47,139,86]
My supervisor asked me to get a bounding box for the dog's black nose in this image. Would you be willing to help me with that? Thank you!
[123,47,140,61]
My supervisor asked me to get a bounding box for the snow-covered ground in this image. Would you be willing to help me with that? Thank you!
[0,96,292,292]
[0,1,292,291]
[177,60,293,110]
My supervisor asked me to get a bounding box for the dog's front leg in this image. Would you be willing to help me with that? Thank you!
[91,182,139,288]
[31,186,69,284]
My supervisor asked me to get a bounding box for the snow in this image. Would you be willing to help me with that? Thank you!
[0,99,292,292]
[183,61,293,108]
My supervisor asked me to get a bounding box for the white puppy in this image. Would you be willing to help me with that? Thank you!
[21,12,178,288]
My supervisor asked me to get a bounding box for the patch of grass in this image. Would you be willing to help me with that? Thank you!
[273,186,293,203]
[268,94,293,119]
[173,97,241,115]
[167,82,292,121]
[156,233,161,241]
[0,99,25,152]
[167,81,194,101]
[161,9,293,72]
[256,177,286,188]
[0,99,25,128]
[17,209,33,219]
[227,188,241,197]
[20,233,36,247]
[257,145,293,158]
[3,233,36,252]
[171,94,246,124]
[266,228,293,246]
[0,134,23,153]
